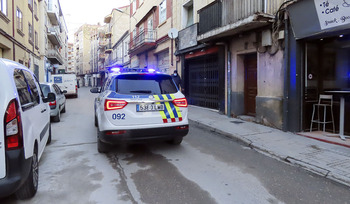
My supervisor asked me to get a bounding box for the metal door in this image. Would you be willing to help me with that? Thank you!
[187,55,219,109]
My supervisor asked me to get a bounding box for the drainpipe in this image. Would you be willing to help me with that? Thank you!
[282,12,289,132]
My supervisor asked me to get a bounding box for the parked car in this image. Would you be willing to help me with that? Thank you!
[40,83,67,122]
[0,58,55,199]
[51,74,78,98]
[90,68,189,153]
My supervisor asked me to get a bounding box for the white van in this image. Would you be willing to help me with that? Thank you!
[51,74,78,98]
[0,58,55,199]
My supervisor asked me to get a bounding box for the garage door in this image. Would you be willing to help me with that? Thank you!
[187,55,220,109]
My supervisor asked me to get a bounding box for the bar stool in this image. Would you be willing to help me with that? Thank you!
[310,94,335,133]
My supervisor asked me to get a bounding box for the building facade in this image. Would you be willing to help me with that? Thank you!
[74,24,99,86]
[285,0,350,135]
[176,0,285,128]
[129,0,176,74]
[0,0,44,80]
[0,0,68,82]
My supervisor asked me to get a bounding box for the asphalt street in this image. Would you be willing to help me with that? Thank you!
[1,87,349,204]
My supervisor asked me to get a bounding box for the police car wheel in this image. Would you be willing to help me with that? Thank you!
[97,130,110,153]
[170,137,183,145]
[98,138,110,153]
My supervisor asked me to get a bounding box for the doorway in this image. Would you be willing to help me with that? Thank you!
[244,53,257,116]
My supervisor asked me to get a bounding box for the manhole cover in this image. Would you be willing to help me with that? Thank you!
[231,121,244,124]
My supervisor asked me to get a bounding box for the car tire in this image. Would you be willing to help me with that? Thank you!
[52,110,60,122]
[170,137,183,145]
[61,104,66,113]
[15,146,39,199]
[47,123,52,145]
[97,130,110,153]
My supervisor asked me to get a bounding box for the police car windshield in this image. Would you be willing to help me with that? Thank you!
[113,74,177,95]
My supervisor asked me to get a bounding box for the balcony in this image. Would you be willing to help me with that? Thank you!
[129,29,157,55]
[99,40,108,48]
[178,23,198,51]
[47,26,61,46]
[105,32,112,38]
[104,14,112,24]
[197,0,281,42]
[47,0,60,25]
[47,48,63,65]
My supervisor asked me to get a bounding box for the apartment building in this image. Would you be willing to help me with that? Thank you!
[175,0,285,129]
[129,0,176,74]
[67,42,74,73]
[0,0,44,80]
[74,24,99,86]
[103,6,130,69]
[0,0,67,82]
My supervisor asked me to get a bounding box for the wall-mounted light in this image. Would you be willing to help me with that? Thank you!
[339,34,344,38]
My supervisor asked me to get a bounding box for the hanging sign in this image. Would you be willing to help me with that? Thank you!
[314,0,350,30]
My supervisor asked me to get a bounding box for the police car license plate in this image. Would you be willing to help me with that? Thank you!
[137,104,164,112]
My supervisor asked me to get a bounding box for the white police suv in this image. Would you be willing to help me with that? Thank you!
[90,69,189,153]
[0,58,55,199]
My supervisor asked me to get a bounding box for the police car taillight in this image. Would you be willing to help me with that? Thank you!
[172,98,188,107]
[4,99,23,150]
[105,99,128,111]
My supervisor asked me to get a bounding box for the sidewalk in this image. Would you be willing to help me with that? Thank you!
[188,105,350,187]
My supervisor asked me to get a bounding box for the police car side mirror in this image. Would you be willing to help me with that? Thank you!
[62,90,67,94]
[90,87,101,93]
[43,92,56,103]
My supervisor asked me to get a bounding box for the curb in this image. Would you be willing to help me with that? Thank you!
[189,119,350,188]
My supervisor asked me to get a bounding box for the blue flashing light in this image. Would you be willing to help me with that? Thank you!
[111,68,120,73]
[148,68,156,73]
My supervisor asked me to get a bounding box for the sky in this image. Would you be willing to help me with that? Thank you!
[60,0,130,42]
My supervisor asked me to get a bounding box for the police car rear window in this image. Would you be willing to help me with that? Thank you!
[113,74,177,95]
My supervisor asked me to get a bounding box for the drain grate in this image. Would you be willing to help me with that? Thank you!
[230,121,244,124]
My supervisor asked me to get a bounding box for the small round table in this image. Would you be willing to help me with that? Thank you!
[324,90,350,140]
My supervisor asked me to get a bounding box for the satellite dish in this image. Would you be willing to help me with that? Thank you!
[168,28,179,39]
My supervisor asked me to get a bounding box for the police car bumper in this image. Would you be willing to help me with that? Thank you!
[99,125,189,144]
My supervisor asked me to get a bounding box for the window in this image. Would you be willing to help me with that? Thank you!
[124,41,128,56]
[16,8,23,32]
[35,31,38,48]
[28,23,33,44]
[1,0,7,16]
[13,69,33,109]
[159,0,167,24]
[132,0,136,14]
[34,1,37,18]
[114,74,177,95]
[28,0,33,10]
[23,70,40,105]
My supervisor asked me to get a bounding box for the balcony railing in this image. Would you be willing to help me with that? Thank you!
[47,26,61,46]
[198,0,283,35]
[47,0,60,25]
[47,48,63,65]
[178,23,198,51]
[198,1,222,35]
[130,29,157,51]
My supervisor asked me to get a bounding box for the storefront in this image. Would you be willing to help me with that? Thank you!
[285,0,350,135]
